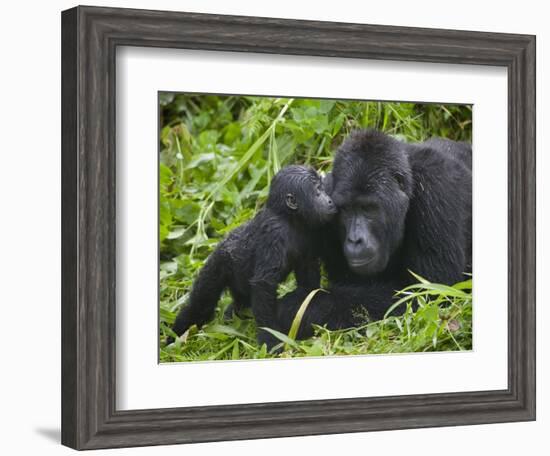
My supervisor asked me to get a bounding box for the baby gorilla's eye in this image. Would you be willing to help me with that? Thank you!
[315,184,323,197]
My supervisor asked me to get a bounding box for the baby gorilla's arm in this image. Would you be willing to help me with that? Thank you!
[294,257,321,289]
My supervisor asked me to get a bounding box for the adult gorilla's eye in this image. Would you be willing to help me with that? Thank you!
[356,197,379,213]
[363,202,379,212]
[394,172,406,190]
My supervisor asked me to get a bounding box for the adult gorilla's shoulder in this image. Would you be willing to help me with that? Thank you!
[277,129,472,336]
[403,134,472,283]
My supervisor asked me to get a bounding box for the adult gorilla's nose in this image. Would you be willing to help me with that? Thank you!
[341,213,379,273]
[347,232,364,245]
[344,236,374,258]
[344,233,377,271]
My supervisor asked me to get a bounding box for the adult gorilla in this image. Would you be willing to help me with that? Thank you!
[277,129,472,336]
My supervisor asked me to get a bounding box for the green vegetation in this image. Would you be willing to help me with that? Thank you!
[159,94,472,362]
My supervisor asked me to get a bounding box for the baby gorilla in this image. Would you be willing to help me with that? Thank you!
[170,165,336,349]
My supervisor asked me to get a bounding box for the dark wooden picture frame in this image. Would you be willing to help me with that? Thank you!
[61,5,536,450]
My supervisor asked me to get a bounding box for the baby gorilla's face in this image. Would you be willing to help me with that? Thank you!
[280,167,337,225]
[309,175,338,223]
[268,165,337,225]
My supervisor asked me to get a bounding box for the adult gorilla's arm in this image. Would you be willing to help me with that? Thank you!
[277,279,404,338]
[402,144,471,285]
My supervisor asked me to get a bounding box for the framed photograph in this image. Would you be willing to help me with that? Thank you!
[61,5,536,450]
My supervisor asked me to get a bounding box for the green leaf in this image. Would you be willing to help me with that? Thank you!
[332,113,345,137]
[257,343,267,359]
[166,227,187,240]
[209,341,237,360]
[205,324,250,339]
[205,99,293,202]
[159,307,175,325]
[304,340,324,356]
[408,270,430,284]
[288,289,327,340]
[186,153,216,169]
[159,162,173,186]
[232,340,240,359]
[319,100,336,113]
[452,279,473,290]
[260,327,299,349]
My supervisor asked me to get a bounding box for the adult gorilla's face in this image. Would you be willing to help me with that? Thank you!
[334,192,406,276]
[327,130,413,276]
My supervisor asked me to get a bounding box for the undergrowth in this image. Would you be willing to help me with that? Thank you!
[158,94,472,362]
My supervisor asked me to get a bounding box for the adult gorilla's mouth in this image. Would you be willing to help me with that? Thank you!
[346,256,379,276]
[345,248,385,275]
[347,257,374,268]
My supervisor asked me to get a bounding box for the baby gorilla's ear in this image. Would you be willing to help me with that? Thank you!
[285,193,298,210]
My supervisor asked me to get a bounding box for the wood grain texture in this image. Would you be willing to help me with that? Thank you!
[61,7,78,449]
[61,5,536,450]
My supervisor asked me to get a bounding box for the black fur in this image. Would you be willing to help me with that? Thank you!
[277,129,472,337]
[170,165,336,349]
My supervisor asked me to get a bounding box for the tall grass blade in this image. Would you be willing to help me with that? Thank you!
[288,289,327,341]
[205,99,293,202]
[260,327,299,349]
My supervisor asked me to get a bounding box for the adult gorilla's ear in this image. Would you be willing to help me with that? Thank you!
[285,193,298,210]
[322,172,334,195]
